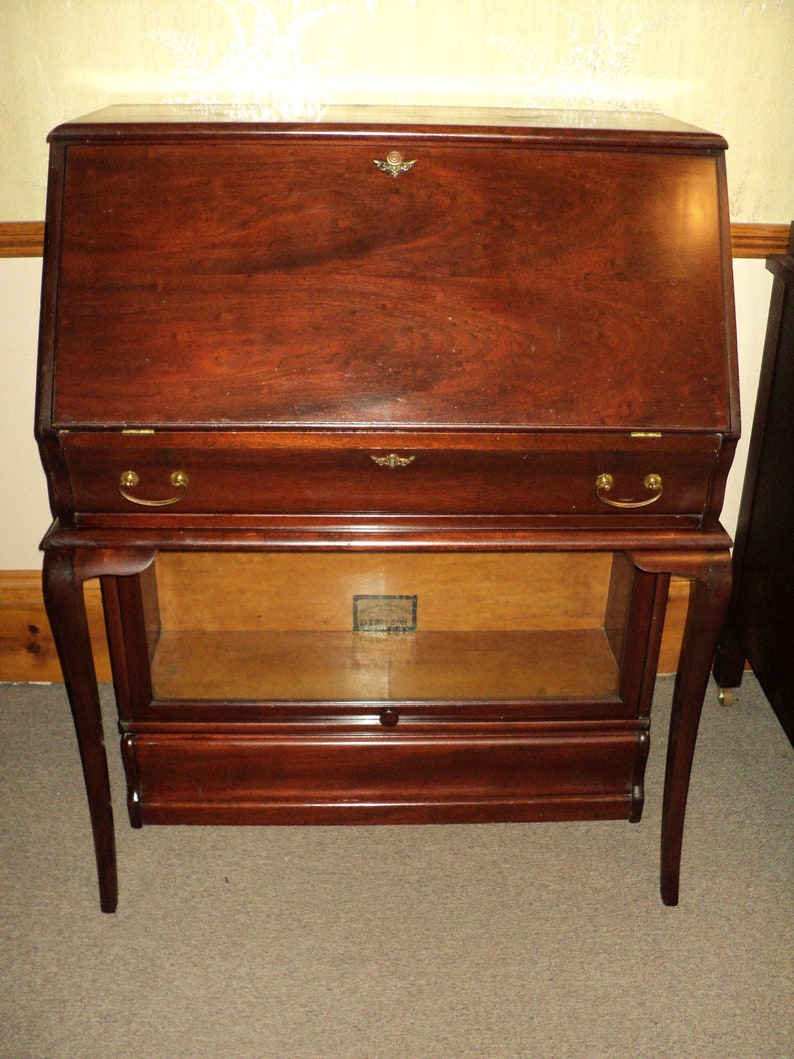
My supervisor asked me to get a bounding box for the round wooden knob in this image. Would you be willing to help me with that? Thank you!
[379,708,399,728]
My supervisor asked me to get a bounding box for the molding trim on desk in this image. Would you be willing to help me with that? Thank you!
[0,221,790,260]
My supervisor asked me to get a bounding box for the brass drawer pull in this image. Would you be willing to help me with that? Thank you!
[373,150,417,178]
[118,469,189,506]
[371,453,416,469]
[596,472,663,508]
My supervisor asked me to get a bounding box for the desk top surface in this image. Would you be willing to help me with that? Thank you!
[50,104,727,151]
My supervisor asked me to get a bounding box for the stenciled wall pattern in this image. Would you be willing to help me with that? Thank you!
[1,0,792,221]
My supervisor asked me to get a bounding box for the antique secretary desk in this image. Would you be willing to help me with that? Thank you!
[36,106,738,911]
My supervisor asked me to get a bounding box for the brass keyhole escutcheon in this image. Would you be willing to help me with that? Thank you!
[370,453,416,469]
[373,151,417,178]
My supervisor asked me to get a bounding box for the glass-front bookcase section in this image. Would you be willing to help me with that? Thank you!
[139,551,639,705]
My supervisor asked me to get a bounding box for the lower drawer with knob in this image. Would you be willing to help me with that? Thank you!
[60,430,722,520]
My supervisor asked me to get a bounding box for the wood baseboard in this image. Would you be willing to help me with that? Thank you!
[0,220,790,259]
[0,567,691,684]
[0,571,110,682]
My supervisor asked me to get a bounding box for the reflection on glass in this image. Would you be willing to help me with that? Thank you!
[147,551,629,702]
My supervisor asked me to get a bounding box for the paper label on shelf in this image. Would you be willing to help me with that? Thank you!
[353,595,417,633]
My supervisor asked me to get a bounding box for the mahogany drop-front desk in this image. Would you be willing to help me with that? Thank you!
[36,106,739,911]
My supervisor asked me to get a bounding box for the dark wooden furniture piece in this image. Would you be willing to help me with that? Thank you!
[36,106,738,911]
[714,223,794,744]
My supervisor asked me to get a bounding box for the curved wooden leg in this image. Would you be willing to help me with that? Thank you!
[43,549,118,912]
[631,549,732,905]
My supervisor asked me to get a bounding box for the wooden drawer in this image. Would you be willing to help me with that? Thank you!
[128,722,645,825]
[61,431,721,518]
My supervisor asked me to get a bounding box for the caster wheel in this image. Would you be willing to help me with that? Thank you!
[718,687,734,707]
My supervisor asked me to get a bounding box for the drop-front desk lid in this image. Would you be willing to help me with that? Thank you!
[40,105,738,436]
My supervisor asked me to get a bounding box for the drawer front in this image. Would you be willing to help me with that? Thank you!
[131,725,643,825]
[61,431,721,518]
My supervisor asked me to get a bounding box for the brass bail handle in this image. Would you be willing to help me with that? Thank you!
[373,150,417,178]
[595,472,663,508]
[118,469,189,506]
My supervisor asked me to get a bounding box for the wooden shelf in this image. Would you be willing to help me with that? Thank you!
[149,552,622,701]
[150,627,620,702]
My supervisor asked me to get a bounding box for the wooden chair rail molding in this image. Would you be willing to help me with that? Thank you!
[0,222,46,257]
[0,220,790,259]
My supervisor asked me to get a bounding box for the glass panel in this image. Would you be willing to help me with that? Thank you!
[148,552,628,702]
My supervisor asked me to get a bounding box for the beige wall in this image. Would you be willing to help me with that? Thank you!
[0,1,791,568]
[2,0,793,223]
[0,258,51,568]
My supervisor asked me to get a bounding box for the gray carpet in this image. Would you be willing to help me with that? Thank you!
[1,676,792,1059]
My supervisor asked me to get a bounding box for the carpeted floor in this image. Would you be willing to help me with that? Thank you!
[1,675,792,1059]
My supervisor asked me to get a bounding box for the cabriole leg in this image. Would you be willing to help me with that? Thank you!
[631,549,732,905]
[43,548,118,913]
